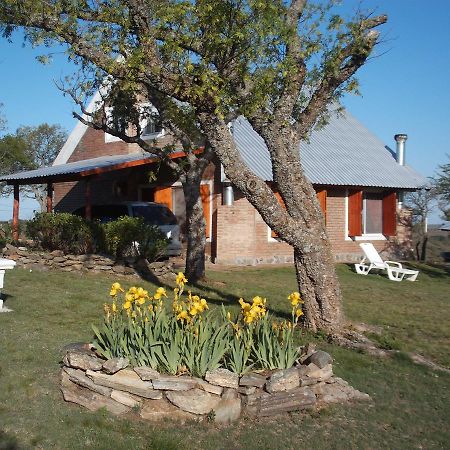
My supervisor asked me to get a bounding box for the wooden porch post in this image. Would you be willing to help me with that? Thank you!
[46,182,53,213]
[85,178,92,220]
[12,183,20,241]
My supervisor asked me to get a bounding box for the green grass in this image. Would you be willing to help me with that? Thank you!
[0,264,449,449]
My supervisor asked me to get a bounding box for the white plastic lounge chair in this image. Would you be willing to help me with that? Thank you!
[354,243,419,282]
[0,258,16,310]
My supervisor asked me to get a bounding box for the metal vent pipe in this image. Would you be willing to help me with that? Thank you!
[394,133,408,166]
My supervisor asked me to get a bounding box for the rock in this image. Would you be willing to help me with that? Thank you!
[53,256,67,263]
[312,381,370,404]
[63,351,104,371]
[61,371,130,415]
[123,267,135,275]
[102,357,130,374]
[299,376,318,387]
[256,387,316,416]
[238,386,257,396]
[110,390,141,408]
[63,367,112,397]
[112,265,126,274]
[93,265,113,271]
[205,368,239,389]
[166,388,221,415]
[139,399,199,423]
[72,264,84,271]
[221,388,238,400]
[50,250,64,257]
[192,378,223,396]
[303,363,333,381]
[214,396,242,424]
[5,243,18,255]
[304,350,333,369]
[265,367,299,393]
[152,375,200,391]
[134,366,160,381]
[239,373,267,388]
[86,369,162,399]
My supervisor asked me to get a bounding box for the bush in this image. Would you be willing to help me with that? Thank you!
[92,275,304,377]
[103,216,169,261]
[26,212,101,254]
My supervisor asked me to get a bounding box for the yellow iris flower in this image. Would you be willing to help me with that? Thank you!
[176,272,188,286]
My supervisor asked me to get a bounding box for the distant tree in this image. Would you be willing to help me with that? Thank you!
[433,157,450,220]
[0,134,30,195]
[0,124,67,210]
[404,187,435,261]
[16,124,67,211]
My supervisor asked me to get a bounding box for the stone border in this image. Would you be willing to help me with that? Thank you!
[60,346,370,424]
[1,245,175,279]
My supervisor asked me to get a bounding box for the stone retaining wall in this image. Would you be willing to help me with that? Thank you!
[61,345,370,424]
[0,245,175,279]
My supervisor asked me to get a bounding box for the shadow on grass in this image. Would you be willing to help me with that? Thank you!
[0,430,22,450]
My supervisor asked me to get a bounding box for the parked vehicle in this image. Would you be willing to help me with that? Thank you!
[72,202,182,256]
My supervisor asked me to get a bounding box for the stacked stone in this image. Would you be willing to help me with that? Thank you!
[0,245,177,277]
[60,346,370,424]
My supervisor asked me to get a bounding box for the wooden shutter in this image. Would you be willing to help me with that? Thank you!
[382,191,397,236]
[271,190,285,238]
[154,186,173,211]
[348,190,363,237]
[316,189,327,223]
[200,184,211,239]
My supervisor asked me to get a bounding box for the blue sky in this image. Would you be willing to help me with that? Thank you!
[0,0,448,222]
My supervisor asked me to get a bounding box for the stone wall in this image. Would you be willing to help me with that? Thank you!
[0,245,175,279]
[61,345,370,424]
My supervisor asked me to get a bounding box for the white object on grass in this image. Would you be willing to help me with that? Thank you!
[354,243,419,282]
[0,258,17,311]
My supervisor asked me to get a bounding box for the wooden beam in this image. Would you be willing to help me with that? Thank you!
[85,178,92,220]
[12,184,19,241]
[46,182,53,213]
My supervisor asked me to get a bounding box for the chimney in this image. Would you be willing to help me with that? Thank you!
[394,134,408,166]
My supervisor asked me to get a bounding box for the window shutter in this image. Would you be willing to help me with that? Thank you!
[271,190,285,238]
[315,189,327,223]
[200,184,211,239]
[154,186,173,211]
[382,191,397,236]
[348,190,363,237]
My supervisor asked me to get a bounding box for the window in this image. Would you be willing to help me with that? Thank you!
[363,193,383,234]
[142,119,163,137]
[347,190,397,238]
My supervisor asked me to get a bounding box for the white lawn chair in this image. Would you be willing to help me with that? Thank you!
[354,243,419,282]
[0,258,16,310]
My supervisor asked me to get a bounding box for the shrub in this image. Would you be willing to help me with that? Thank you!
[103,216,169,261]
[26,212,101,254]
[92,274,304,376]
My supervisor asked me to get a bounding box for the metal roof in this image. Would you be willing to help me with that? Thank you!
[0,152,153,184]
[1,108,425,189]
[232,110,425,189]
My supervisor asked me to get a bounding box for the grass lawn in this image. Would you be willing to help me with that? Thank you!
[0,263,449,449]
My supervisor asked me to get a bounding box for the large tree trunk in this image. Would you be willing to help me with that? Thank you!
[199,114,344,333]
[182,172,206,282]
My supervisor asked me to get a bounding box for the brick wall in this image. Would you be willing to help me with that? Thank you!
[214,187,413,265]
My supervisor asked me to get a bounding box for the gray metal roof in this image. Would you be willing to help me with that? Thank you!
[0,152,151,183]
[1,108,425,189]
[232,110,425,189]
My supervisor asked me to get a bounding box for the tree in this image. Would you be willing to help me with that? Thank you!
[0,133,30,195]
[16,124,67,211]
[0,124,67,210]
[404,188,434,261]
[433,157,450,220]
[0,1,387,333]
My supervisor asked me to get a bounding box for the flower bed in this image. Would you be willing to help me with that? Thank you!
[60,275,370,422]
